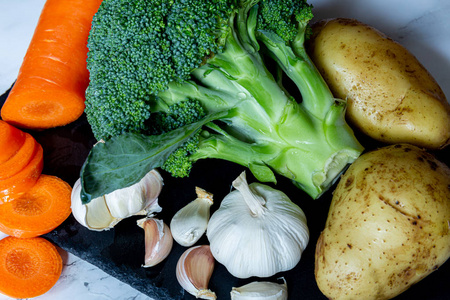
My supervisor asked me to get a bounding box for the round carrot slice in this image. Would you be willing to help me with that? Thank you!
[0,236,62,298]
[0,132,38,179]
[0,175,72,238]
[0,143,44,204]
[0,120,25,164]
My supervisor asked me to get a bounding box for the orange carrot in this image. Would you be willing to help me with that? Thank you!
[0,0,103,130]
[0,132,38,179]
[0,236,62,298]
[0,143,43,204]
[0,120,25,164]
[0,175,72,238]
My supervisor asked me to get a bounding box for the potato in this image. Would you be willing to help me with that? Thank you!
[315,144,450,300]
[307,18,450,149]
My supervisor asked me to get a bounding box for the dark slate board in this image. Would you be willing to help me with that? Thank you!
[1,87,449,300]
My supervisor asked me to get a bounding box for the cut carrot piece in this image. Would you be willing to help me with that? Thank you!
[0,132,38,179]
[0,175,72,238]
[0,143,43,204]
[0,236,62,298]
[0,120,25,164]
[0,0,103,130]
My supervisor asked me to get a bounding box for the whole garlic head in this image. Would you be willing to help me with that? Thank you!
[206,172,309,278]
[170,187,213,247]
[231,278,288,300]
[71,170,163,231]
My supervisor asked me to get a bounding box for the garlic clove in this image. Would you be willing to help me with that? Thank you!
[230,278,288,300]
[105,170,163,218]
[137,217,173,267]
[176,245,216,300]
[170,187,213,247]
[71,179,119,231]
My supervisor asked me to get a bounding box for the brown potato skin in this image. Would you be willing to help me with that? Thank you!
[307,18,450,150]
[315,144,450,300]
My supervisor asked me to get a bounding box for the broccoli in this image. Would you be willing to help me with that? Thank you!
[81,0,364,203]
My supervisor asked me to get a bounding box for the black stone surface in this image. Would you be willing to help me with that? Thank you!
[1,88,449,300]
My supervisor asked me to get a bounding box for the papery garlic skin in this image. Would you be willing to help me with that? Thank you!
[71,170,163,231]
[176,245,216,300]
[105,170,163,218]
[71,179,119,231]
[137,218,173,267]
[206,172,309,279]
[170,187,213,247]
[231,278,288,300]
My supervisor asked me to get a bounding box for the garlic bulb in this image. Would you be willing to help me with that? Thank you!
[71,170,163,231]
[170,187,213,247]
[206,171,309,278]
[176,245,216,300]
[231,278,288,300]
[137,217,173,267]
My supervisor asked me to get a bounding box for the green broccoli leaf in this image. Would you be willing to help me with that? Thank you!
[79,111,227,204]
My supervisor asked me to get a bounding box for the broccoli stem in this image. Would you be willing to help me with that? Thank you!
[161,5,363,198]
[257,28,334,119]
[207,11,290,124]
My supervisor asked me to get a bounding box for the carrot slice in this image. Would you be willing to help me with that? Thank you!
[0,175,72,238]
[0,236,62,298]
[0,0,103,130]
[0,120,25,164]
[0,132,38,179]
[0,143,43,204]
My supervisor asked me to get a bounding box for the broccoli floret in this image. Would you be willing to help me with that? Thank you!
[81,0,364,203]
[149,99,204,176]
[147,99,206,134]
[161,131,201,177]
[256,0,313,41]
[85,0,233,139]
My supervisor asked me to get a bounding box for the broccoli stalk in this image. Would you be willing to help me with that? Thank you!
[80,0,363,203]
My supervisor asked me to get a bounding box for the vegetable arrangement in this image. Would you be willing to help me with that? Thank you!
[0,1,104,298]
[0,0,449,299]
[0,0,102,130]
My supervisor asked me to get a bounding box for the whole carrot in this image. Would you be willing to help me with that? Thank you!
[1,0,103,130]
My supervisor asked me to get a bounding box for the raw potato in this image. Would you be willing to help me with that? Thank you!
[308,18,450,149]
[315,144,450,300]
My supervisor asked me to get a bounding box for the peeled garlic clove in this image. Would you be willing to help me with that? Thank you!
[170,187,213,247]
[71,179,119,231]
[105,170,163,218]
[137,217,173,267]
[176,245,216,300]
[230,278,288,300]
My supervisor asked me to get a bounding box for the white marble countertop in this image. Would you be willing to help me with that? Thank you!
[0,0,449,299]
